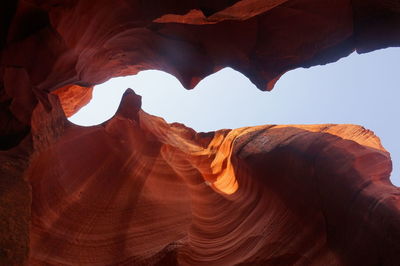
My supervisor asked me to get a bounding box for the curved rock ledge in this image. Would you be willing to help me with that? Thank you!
[23,91,398,265]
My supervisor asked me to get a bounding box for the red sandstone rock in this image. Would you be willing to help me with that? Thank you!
[52,84,93,117]
[1,1,400,265]
[24,91,399,265]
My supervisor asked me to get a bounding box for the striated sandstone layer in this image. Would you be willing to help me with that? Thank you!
[1,0,400,265]
[25,91,399,265]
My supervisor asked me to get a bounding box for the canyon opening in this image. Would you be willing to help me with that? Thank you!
[68,48,400,186]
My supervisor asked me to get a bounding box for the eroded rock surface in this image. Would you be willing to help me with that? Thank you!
[1,1,400,265]
[25,91,398,265]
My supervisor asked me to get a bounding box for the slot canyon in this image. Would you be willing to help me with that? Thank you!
[1,0,400,265]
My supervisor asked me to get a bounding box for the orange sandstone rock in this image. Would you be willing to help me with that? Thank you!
[23,91,398,265]
[1,1,400,265]
[52,84,93,117]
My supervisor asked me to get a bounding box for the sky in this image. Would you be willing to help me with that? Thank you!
[69,48,400,186]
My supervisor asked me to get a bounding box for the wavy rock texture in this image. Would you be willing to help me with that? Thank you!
[25,91,399,265]
[1,0,400,265]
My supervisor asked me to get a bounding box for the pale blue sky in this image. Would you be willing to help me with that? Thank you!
[70,48,400,186]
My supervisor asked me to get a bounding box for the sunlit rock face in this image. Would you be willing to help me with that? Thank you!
[1,0,400,265]
[26,91,398,265]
